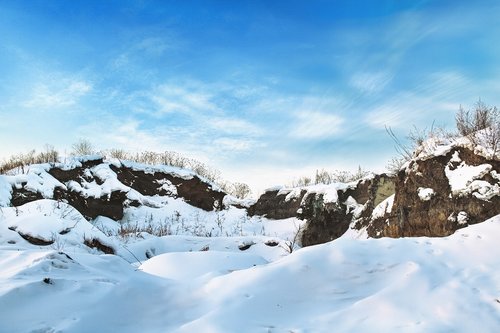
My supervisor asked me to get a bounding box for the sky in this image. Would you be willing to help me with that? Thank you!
[1,0,500,193]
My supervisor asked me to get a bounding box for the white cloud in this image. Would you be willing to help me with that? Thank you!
[291,111,345,139]
[148,84,218,115]
[208,117,262,136]
[350,72,393,94]
[212,137,257,152]
[23,79,92,109]
[365,106,407,129]
[364,71,474,131]
[77,119,167,152]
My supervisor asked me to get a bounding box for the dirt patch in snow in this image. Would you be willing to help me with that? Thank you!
[84,238,115,254]
[17,232,54,246]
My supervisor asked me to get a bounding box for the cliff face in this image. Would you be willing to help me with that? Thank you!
[367,146,500,238]
[249,143,500,245]
[248,174,396,246]
[247,188,306,219]
[3,157,227,221]
[3,141,499,248]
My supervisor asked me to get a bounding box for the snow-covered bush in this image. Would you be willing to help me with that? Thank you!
[230,182,252,199]
[456,100,500,158]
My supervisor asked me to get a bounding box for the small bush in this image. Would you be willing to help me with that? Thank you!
[290,166,370,187]
[231,182,252,199]
[0,145,59,174]
[456,100,500,158]
[71,139,95,156]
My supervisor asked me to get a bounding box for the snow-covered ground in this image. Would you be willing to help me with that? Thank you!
[1,196,499,332]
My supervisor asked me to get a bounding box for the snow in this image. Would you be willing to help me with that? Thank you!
[2,158,500,332]
[1,200,116,253]
[445,161,493,197]
[418,187,435,201]
[0,176,12,206]
[66,164,130,199]
[222,194,255,208]
[371,194,394,219]
[0,165,66,204]
[139,251,267,281]
[2,213,500,332]
[457,211,469,225]
[274,182,356,205]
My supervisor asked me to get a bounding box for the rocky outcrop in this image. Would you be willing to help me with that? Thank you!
[367,147,500,238]
[249,175,397,246]
[2,157,227,222]
[298,193,352,247]
[52,187,128,220]
[250,144,500,245]
[247,189,306,219]
[111,166,225,212]
[300,175,396,246]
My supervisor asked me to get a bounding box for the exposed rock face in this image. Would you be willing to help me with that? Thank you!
[300,175,396,246]
[3,157,227,222]
[250,144,500,246]
[52,187,128,221]
[11,187,44,207]
[247,189,306,219]
[111,166,225,212]
[248,175,397,247]
[367,147,500,238]
[299,193,352,247]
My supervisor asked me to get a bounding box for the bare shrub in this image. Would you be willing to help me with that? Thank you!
[332,166,370,183]
[385,121,449,174]
[280,223,303,253]
[291,166,370,187]
[105,148,129,160]
[315,169,332,184]
[0,145,60,174]
[456,100,500,158]
[291,176,312,187]
[231,182,252,199]
[71,139,95,156]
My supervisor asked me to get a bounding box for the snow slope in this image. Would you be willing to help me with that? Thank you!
[1,211,499,332]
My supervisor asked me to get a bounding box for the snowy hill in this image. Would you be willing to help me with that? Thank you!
[0,156,303,251]
[1,148,499,332]
[1,210,499,332]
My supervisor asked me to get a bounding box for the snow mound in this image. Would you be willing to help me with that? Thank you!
[1,215,500,332]
[140,251,267,280]
[0,199,116,254]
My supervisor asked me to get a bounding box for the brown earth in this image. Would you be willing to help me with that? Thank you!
[111,165,226,211]
[7,159,226,222]
[247,189,306,219]
[368,147,500,238]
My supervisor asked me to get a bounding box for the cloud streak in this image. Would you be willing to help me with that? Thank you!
[23,78,92,109]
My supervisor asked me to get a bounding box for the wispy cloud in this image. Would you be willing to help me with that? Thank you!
[364,71,472,130]
[212,137,261,152]
[208,117,262,136]
[136,83,219,116]
[22,78,92,109]
[290,111,345,139]
[112,35,180,69]
[349,71,393,94]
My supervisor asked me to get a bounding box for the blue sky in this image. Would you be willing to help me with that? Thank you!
[1,0,500,192]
